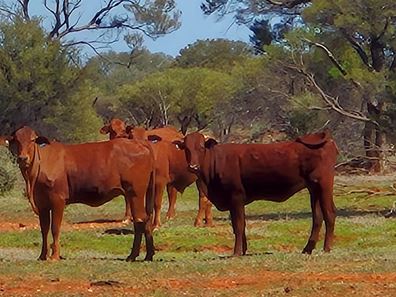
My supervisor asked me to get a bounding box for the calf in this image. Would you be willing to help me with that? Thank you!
[173,131,338,256]
[100,119,213,228]
[8,126,156,261]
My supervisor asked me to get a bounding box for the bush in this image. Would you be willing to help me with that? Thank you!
[0,147,18,195]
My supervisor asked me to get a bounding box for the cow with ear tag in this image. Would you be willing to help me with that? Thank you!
[8,126,156,262]
[173,130,338,256]
[100,118,213,229]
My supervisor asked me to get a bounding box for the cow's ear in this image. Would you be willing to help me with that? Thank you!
[99,125,110,135]
[36,136,50,146]
[126,125,134,134]
[172,140,185,150]
[147,135,162,143]
[205,138,218,149]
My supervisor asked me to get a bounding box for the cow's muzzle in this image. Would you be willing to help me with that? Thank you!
[17,156,30,168]
[188,164,200,172]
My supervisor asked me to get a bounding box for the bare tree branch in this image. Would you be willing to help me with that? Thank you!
[16,0,30,20]
[281,58,377,124]
[340,28,374,71]
[304,38,347,76]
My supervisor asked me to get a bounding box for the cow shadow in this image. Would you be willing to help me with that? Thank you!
[215,208,390,222]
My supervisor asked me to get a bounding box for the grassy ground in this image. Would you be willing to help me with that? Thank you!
[0,176,396,296]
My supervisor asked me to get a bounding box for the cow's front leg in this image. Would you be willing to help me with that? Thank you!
[38,208,50,260]
[230,196,246,256]
[50,200,65,260]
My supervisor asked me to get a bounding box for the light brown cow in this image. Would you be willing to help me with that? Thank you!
[174,130,338,256]
[100,119,213,228]
[8,126,156,261]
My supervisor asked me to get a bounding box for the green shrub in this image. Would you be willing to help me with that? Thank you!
[0,147,18,195]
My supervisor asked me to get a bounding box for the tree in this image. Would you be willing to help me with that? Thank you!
[175,39,253,72]
[202,0,396,172]
[0,0,181,54]
[118,67,240,134]
[0,17,102,142]
[249,19,273,54]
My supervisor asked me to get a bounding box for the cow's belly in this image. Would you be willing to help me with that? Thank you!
[205,176,306,210]
[245,182,306,203]
[242,173,306,202]
[67,188,124,206]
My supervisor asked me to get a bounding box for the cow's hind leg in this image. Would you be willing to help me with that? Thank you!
[127,221,144,261]
[123,197,132,224]
[230,193,247,256]
[143,218,155,261]
[319,181,336,252]
[38,208,50,260]
[153,182,166,230]
[165,184,177,220]
[50,200,65,260]
[302,185,323,254]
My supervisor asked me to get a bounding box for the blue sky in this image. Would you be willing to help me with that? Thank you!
[30,0,251,57]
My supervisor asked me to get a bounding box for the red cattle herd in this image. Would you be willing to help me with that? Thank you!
[2,121,339,260]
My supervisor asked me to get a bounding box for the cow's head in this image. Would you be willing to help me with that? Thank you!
[173,132,217,173]
[8,126,50,169]
[100,118,128,139]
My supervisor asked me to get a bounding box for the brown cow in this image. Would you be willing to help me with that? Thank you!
[8,126,156,261]
[100,119,213,228]
[173,130,338,256]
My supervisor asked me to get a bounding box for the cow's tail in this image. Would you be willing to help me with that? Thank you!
[145,168,155,220]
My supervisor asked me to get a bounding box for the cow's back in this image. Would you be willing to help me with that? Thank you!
[37,139,153,205]
[148,126,182,142]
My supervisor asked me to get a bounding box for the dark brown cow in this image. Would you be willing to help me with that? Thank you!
[8,126,156,261]
[100,119,213,228]
[173,130,338,256]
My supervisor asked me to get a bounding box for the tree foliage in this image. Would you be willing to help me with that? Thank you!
[118,67,240,134]
[0,0,181,54]
[175,39,252,72]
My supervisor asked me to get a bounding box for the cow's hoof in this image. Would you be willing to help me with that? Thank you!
[165,212,175,220]
[37,256,47,261]
[153,224,161,231]
[126,255,137,262]
[122,217,132,224]
[49,255,61,261]
[204,221,214,227]
[232,252,243,257]
[194,220,203,227]
[302,240,315,254]
[144,254,154,261]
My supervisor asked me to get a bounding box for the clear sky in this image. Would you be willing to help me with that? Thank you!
[144,0,251,56]
[30,0,251,57]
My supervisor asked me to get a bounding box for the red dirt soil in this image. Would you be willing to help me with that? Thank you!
[1,271,395,296]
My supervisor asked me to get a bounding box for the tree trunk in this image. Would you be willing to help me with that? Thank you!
[364,102,385,173]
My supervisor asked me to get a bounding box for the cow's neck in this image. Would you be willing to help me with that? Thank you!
[200,148,213,185]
